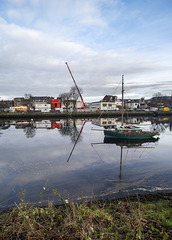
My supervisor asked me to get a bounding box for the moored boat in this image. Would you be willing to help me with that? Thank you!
[104,75,160,140]
[104,125,159,139]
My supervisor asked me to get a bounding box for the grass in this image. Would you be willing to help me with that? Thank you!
[0,191,172,239]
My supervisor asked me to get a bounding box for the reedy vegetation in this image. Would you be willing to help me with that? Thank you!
[0,191,172,240]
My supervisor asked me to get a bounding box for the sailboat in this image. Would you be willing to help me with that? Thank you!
[104,75,160,140]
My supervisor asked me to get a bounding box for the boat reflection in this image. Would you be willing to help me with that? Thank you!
[92,136,160,182]
[104,137,159,181]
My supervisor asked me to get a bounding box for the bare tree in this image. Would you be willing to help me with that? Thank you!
[70,86,83,111]
[24,126,36,138]
[58,119,82,143]
[151,92,170,109]
[24,93,32,99]
[24,93,33,110]
[60,92,71,112]
[153,92,163,98]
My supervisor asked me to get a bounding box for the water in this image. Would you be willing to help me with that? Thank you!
[0,116,172,211]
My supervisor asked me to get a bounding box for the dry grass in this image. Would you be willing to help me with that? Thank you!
[0,191,172,239]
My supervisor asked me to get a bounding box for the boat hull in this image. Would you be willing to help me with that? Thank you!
[104,130,158,139]
[104,136,159,145]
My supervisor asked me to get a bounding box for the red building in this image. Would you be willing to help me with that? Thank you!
[51,121,62,129]
[51,98,61,109]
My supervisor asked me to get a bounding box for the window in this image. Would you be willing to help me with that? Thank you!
[103,104,107,107]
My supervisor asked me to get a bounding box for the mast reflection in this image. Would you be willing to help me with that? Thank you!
[104,137,160,181]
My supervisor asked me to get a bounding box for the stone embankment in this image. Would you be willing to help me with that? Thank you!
[0,111,172,120]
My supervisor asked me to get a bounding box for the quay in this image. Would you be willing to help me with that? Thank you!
[0,111,172,120]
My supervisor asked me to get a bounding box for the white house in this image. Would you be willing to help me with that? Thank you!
[125,98,147,110]
[32,102,51,112]
[125,99,140,110]
[89,95,120,111]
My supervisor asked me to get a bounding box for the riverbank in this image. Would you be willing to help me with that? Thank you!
[0,110,172,120]
[0,192,172,239]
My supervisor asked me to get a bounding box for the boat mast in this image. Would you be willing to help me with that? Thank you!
[121,75,124,126]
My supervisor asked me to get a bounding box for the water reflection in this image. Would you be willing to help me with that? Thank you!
[1,115,171,138]
[0,121,10,130]
[105,137,160,181]
[59,119,84,143]
[0,116,172,212]
[92,137,160,181]
[92,116,172,133]
[67,121,86,162]
[13,119,85,142]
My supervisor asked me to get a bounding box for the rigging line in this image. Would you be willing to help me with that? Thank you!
[138,143,157,160]
[91,144,104,163]
[138,149,148,160]
[138,142,152,159]
[92,110,104,127]
[124,145,140,163]
[113,78,122,96]
[92,78,121,128]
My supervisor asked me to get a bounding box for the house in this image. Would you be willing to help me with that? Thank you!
[125,99,140,110]
[32,102,51,112]
[61,100,76,112]
[89,95,120,111]
[51,98,62,112]
[51,98,61,109]
[139,98,148,109]
[61,100,87,112]
[14,96,52,111]
[125,98,147,110]
[31,96,52,103]
[14,98,29,107]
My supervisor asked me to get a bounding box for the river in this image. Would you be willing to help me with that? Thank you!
[0,116,172,211]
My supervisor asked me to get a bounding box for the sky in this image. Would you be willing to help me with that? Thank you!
[0,0,172,102]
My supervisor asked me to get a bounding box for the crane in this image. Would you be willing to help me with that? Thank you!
[65,62,87,109]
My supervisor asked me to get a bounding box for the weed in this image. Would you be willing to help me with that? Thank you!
[0,191,172,239]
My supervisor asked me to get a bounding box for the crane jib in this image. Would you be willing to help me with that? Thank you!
[65,62,87,109]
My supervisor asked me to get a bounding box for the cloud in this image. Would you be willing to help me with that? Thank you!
[6,7,35,25]
[0,1,172,101]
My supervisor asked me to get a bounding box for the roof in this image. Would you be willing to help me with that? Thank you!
[102,95,117,102]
